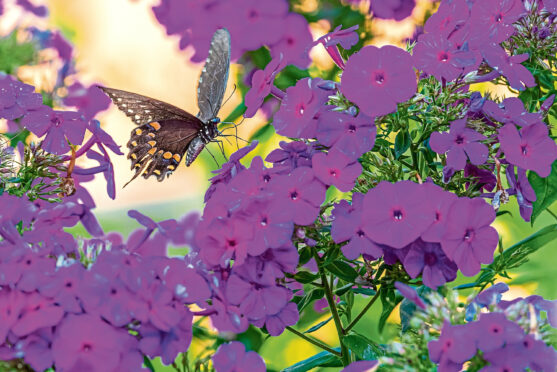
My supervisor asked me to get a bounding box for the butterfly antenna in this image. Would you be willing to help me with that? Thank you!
[221,84,237,110]
[213,139,228,161]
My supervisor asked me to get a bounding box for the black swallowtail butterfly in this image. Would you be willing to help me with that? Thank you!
[98,28,231,186]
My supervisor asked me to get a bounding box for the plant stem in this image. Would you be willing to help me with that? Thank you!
[312,248,350,366]
[546,208,557,222]
[344,289,381,333]
[285,326,341,357]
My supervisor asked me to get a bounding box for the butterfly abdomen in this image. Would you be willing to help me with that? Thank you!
[186,137,206,166]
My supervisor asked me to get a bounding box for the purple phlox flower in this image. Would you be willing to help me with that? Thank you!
[270,13,312,68]
[424,0,469,37]
[51,314,128,372]
[499,123,557,177]
[421,182,458,243]
[474,282,509,307]
[268,167,326,225]
[341,360,379,372]
[316,111,376,160]
[209,298,249,334]
[11,292,64,337]
[430,119,489,171]
[219,0,287,53]
[227,157,276,208]
[258,301,299,336]
[469,0,525,45]
[212,341,266,372]
[134,281,184,332]
[464,163,497,192]
[413,33,480,82]
[481,45,535,91]
[84,119,123,156]
[238,199,294,252]
[204,141,258,202]
[475,312,525,352]
[265,140,316,174]
[39,263,85,313]
[481,342,530,371]
[63,82,111,120]
[395,282,426,310]
[519,334,557,371]
[522,295,557,328]
[428,321,478,370]
[0,289,27,342]
[312,24,359,69]
[341,45,417,117]
[0,75,43,120]
[403,239,458,288]
[506,165,536,221]
[74,147,115,199]
[15,251,56,292]
[162,260,211,304]
[332,194,383,260]
[545,0,557,12]
[197,217,254,268]
[244,55,286,118]
[273,77,331,138]
[16,329,54,371]
[441,197,499,276]
[371,0,416,21]
[255,242,299,276]
[139,316,193,365]
[0,194,37,226]
[541,94,555,112]
[30,28,72,61]
[16,0,47,17]
[313,294,340,313]
[362,181,435,249]
[312,148,362,192]
[482,97,542,127]
[468,91,487,114]
[22,106,87,155]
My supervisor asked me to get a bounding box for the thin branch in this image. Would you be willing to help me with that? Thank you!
[285,326,341,357]
[345,289,381,333]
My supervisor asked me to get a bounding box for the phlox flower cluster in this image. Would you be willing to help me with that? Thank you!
[152,0,312,67]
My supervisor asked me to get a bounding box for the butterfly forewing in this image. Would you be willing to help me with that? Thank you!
[126,119,201,185]
[99,86,202,126]
[197,28,231,122]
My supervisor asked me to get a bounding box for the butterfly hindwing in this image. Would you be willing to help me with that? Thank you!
[197,28,231,122]
[99,86,202,126]
[126,119,201,185]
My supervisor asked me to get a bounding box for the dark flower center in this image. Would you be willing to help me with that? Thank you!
[357,230,365,237]
[295,103,306,117]
[521,145,529,156]
[434,211,441,222]
[248,9,259,20]
[227,239,237,248]
[455,135,464,145]
[110,288,117,295]
[392,209,404,221]
[495,13,503,23]
[260,217,268,226]
[490,325,501,334]
[82,343,92,352]
[347,124,356,133]
[329,169,338,177]
[290,190,299,200]
[438,52,449,62]
[286,37,295,46]
[263,174,271,182]
[65,281,73,288]
[424,252,438,266]
[373,72,385,85]
[464,228,475,241]
[51,117,61,127]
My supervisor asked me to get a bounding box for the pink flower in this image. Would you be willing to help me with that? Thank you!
[312,148,362,192]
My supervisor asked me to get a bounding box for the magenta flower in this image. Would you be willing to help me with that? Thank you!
[270,13,312,68]
[341,360,379,372]
[498,123,557,178]
[316,111,376,160]
[475,313,524,352]
[506,166,536,222]
[481,45,535,91]
[212,342,266,372]
[197,218,254,268]
[313,25,359,69]
[22,106,87,155]
[312,148,362,192]
[371,0,416,21]
[244,55,286,118]
[362,181,435,249]
[63,82,111,120]
[469,0,525,45]
[482,97,542,127]
[331,194,383,260]
[273,78,330,138]
[265,140,316,173]
[545,0,557,12]
[428,321,478,369]
[394,282,426,309]
[441,197,498,276]
[0,76,43,120]
[268,167,326,226]
[421,183,458,243]
[430,119,488,171]
[341,45,417,117]
[402,239,458,289]
[51,314,126,372]
[413,33,480,82]
[239,200,294,251]
[424,0,469,37]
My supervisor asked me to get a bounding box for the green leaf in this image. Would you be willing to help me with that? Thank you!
[378,289,403,333]
[335,283,354,296]
[143,356,155,372]
[282,350,340,372]
[343,333,382,360]
[292,271,320,284]
[324,260,358,283]
[529,161,557,224]
[394,129,411,159]
[299,246,312,266]
[475,224,557,285]
[350,287,376,296]
[296,288,325,312]
[303,316,333,333]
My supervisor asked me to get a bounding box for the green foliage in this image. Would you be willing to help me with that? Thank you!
[529,160,557,224]
[282,349,341,372]
[0,31,36,74]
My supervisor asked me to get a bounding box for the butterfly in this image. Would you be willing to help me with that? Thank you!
[98,28,231,187]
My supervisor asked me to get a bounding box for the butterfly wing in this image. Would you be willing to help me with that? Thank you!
[197,28,231,122]
[126,119,202,185]
[99,86,201,125]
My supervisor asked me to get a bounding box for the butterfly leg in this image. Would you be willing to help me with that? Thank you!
[204,146,221,167]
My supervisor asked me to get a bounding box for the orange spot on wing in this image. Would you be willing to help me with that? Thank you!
[149,122,161,131]
[173,154,181,162]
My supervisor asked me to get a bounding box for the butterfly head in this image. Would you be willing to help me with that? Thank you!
[207,117,220,126]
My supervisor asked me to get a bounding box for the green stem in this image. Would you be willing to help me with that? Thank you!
[546,208,557,223]
[344,289,381,333]
[312,248,351,366]
[285,327,342,357]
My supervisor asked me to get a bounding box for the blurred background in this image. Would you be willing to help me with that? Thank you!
[1,0,555,370]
